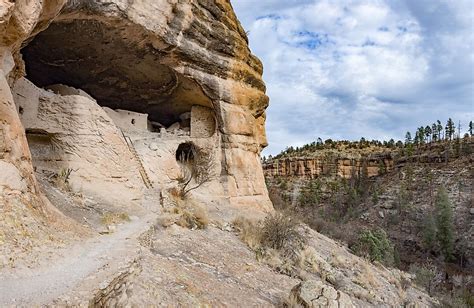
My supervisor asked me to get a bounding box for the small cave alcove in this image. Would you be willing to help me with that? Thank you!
[176,142,196,163]
[21,18,213,128]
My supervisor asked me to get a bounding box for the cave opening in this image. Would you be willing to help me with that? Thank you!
[20,18,213,129]
[176,142,196,163]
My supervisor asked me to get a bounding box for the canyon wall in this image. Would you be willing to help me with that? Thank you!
[264,153,395,179]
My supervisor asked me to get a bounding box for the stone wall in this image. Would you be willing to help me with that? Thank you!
[191,105,215,138]
[103,107,149,132]
[12,78,145,206]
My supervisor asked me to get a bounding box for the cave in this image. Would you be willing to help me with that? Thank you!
[176,142,196,162]
[21,18,213,127]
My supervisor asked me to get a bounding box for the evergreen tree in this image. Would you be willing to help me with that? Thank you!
[437,120,443,140]
[435,187,454,261]
[418,126,425,143]
[414,131,420,146]
[425,125,432,143]
[422,213,437,251]
[405,131,412,145]
[445,118,455,140]
[469,121,473,136]
[432,123,438,141]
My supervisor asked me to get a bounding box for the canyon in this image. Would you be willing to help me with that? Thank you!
[0,0,437,306]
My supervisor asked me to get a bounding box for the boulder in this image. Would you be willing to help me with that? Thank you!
[290,279,354,308]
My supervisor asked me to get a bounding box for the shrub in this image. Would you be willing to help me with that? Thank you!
[173,144,215,198]
[233,212,307,270]
[160,198,209,230]
[409,262,440,295]
[352,228,394,266]
[298,179,321,207]
[260,212,307,259]
[232,216,262,250]
[101,212,130,225]
[435,187,454,261]
[175,206,209,229]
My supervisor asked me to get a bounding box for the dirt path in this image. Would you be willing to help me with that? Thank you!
[0,213,157,306]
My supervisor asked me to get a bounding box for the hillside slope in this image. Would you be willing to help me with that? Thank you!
[264,138,473,305]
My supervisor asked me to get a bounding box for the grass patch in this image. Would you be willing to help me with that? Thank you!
[101,212,130,225]
[232,212,307,276]
[159,198,209,230]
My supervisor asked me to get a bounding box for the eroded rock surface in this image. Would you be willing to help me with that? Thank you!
[1,0,271,212]
[0,1,437,306]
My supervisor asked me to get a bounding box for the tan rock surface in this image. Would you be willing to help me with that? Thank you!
[0,1,437,307]
[264,153,395,179]
[1,0,272,213]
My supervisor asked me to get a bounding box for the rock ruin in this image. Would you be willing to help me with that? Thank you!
[0,0,271,211]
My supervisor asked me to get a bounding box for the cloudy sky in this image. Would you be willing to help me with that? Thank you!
[232,0,474,155]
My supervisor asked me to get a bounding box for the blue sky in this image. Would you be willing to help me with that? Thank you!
[232,0,474,155]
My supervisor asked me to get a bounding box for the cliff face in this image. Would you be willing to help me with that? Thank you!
[264,153,395,179]
[263,139,473,179]
[0,0,271,210]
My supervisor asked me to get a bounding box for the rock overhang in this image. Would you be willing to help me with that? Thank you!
[1,0,273,212]
[22,18,212,126]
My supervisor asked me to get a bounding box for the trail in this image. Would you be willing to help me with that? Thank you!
[0,213,156,306]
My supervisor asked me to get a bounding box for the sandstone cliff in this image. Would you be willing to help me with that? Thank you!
[0,0,271,213]
[0,1,438,306]
[264,152,395,178]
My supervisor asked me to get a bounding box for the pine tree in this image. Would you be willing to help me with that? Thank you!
[425,125,432,143]
[422,213,437,251]
[432,123,438,141]
[405,131,412,145]
[445,118,455,140]
[469,121,473,136]
[435,187,454,261]
[437,120,443,140]
[419,126,425,143]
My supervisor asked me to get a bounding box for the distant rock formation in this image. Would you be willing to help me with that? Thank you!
[264,152,395,179]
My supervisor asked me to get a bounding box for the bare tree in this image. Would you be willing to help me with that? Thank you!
[174,144,215,198]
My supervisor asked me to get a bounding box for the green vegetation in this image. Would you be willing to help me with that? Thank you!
[422,213,437,251]
[352,228,394,266]
[264,118,472,161]
[298,179,321,207]
[409,262,439,295]
[435,187,454,261]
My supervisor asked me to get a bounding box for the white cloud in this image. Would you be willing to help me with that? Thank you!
[232,0,474,155]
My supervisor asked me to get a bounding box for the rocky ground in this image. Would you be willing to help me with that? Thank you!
[0,173,437,306]
[265,141,474,305]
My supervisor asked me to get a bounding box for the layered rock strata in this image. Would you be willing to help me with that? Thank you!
[0,0,271,210]
[264,153,395,179]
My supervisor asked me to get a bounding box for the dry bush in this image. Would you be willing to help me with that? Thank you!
[233,212,307,276]
[175,205,209,229]
[260,212,307,260]
[173,144,215,198]
[232,216,262,250]
[54,167,75,191]
[297,246,321,273]
[160,198,209,230]
[356,260,379,289]
[101,212,130,225]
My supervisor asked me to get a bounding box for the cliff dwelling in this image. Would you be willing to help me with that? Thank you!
[21,17,217,134]
[11,17,220,203]
[1,0,272,217]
